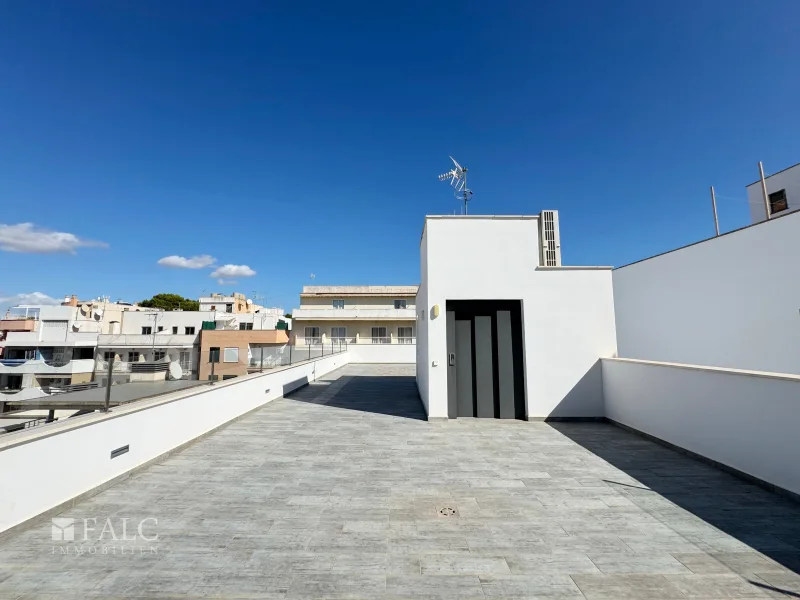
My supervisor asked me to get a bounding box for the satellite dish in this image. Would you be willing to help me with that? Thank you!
[168,363,183,380]
[94,308,104,319]
[80,304,90,315]
[246,299,252,305]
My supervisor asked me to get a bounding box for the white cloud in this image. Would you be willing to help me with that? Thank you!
[210,264,256,278]
[0,292,62,309]
[157,254,217,269]
[0,223,107,254]
[216,278,238,286]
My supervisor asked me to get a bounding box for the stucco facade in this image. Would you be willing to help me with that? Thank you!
[198,329,289,381]
[291,286,418,345]
[417,213,617,420]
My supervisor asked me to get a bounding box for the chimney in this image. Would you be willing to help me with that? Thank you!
[67,295,78,307]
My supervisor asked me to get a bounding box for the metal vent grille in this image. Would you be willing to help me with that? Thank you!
[110,445,129,459]
[540,211,561,267]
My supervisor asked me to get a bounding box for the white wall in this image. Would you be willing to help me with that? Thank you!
[120,311,215,334]
[348,344,416,364]
[419,216,617,419]
[747,163,800,224]
[38,306,77,321]
[603,357,800,496]
[0,352,349,533]
[613,210,800,375]
[299,296,417,309]
[416,232,430,413]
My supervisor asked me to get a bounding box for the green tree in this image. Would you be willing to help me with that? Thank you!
[139,293,199,311]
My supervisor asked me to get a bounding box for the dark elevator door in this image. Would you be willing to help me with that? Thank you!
[446,300,525,420]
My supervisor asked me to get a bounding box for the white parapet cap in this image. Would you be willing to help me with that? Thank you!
[300,285,419,297]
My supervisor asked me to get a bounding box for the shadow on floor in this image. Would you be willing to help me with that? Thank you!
[285,375,427,421]
[549,422,800,576]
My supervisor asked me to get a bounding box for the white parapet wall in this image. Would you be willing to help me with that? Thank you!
[612,210,800,375]
[347,344,416,364]
[0,352,350,534]
[602,357,800,497]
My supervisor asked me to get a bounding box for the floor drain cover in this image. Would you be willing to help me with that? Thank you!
[438,507,457,517]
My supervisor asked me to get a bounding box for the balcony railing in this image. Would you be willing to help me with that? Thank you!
[0,358,96,374]
[291,308,417,320]
[0,359,28,367]
[1,330,100,345]
[0,319,37,332]
[294,337,415,345]
[247,342,348,371]
[97,334,199,347]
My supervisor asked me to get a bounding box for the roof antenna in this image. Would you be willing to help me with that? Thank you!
[438,156,473,214]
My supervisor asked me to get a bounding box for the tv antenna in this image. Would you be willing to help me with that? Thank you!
[438,156,473,214]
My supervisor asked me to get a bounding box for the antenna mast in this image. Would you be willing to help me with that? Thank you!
[438,156,473,214]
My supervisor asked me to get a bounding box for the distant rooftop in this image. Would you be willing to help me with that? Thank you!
[301,285,419,297]
[745,161,800,188]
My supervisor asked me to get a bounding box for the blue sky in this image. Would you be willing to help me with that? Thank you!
[1,1,799,311]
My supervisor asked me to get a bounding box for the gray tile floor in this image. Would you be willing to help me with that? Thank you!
[1,364,800,599]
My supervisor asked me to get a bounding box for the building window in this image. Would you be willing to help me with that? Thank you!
[304,327,320,344]
[4,375,22,390]
[210,305,216,311]
[239,322,253,330]
[209,347,220,363]
[141,326,152,335]
[332,299,345,309]
[185,327,196,335]
[398,326,413,343]
[172,326,178,334]
[127,351,140,362]
[72,347,94,360]
[223,347,239,363]
[157,326,164,332]
[371,326,388,343]
[769,189,789,215]
[222,374,237,380]
[153,350,166,361]
[103,351,115,361]
[331,326,347,341]
[394,299,407,309]
[225,304,233,313]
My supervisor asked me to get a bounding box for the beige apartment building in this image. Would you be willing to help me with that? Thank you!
[291,286,418,345]
[198,329,289,381]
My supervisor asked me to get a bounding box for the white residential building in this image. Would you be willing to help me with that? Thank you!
[199,292,284,318]
[291,286,418,346]
[0,305,102,394]
[95,307,285,380]
[747,161,800,224]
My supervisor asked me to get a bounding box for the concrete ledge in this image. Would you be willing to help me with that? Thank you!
[604,356,800,383]
[0,400,265,542]
[607,418,800,505]
[532,416,605,422]
[0,355,350,534]
[0,353,344,452]
[0,364,349,541]
[535,266,613,271]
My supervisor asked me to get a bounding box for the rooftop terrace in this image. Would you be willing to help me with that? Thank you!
[1,364,798,598]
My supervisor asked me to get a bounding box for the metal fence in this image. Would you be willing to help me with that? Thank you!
[212,341,348,379]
